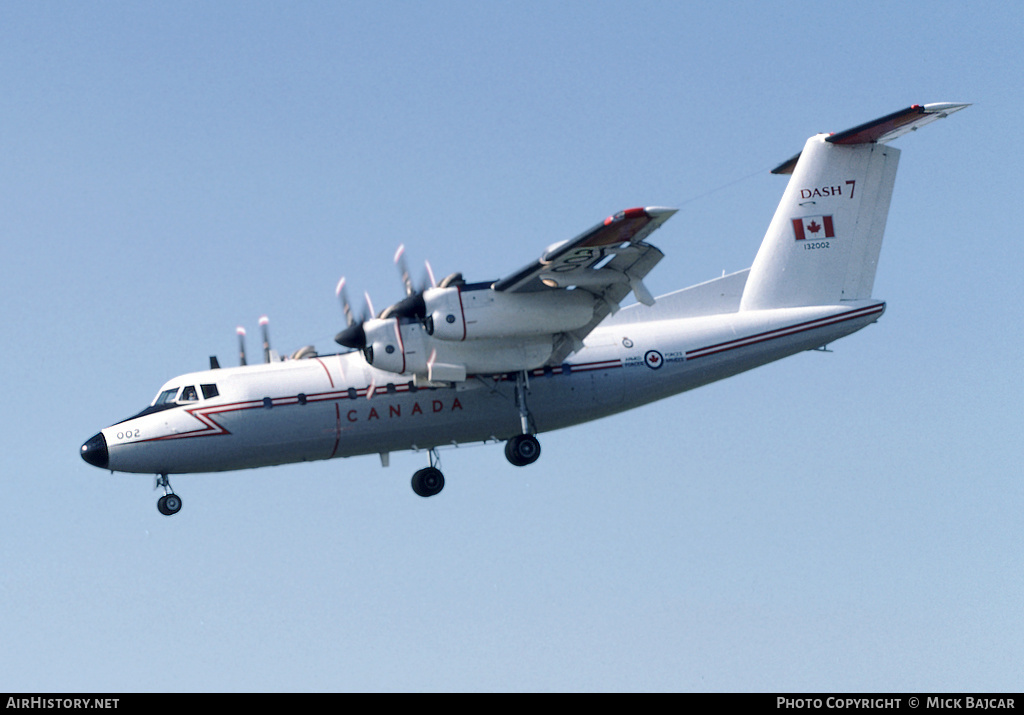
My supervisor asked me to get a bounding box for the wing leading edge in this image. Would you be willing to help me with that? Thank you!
[493,206,676,294]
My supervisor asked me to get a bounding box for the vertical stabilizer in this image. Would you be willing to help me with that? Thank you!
[739,136,899,310]
[739,103,968,311]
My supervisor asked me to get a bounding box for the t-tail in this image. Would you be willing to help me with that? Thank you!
[739,103,969,312]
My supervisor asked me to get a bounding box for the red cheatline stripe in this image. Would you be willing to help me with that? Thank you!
[528,359,623,377]
[686,304,883,360]
[127,306,881,444]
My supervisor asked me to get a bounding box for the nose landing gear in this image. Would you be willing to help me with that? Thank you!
[411,448,445,497]
[411,466,445,497]
[155,474,182,516]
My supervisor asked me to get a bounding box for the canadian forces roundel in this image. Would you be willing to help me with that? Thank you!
[644,350,664,370]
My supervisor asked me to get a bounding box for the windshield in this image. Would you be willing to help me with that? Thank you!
[152,383,219,407]
[154,388,179,406]
[116,382,220,427]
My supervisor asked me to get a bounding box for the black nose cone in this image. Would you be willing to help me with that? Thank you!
[80,432,109,469]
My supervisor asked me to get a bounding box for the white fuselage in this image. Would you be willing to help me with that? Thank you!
[98,299,884,475]
[81,102,969,509]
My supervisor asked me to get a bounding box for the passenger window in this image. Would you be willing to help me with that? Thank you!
[180,385,198,402]
[201,384,219,400]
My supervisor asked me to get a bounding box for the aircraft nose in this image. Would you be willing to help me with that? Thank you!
[80,432,109,469]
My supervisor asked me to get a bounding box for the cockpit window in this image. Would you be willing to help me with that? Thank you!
[155,388,179,406]
[201,383,219,399]
[180,385,198,402]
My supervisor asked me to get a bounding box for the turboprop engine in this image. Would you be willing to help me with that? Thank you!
[420,285,594,341]
[337,284,599,381]
[365,317,555,382]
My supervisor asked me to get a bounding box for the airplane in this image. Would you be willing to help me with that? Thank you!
[80,102,968,515]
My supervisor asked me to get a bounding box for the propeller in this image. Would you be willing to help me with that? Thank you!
[380,245,439,322]
[333,247,439,350]
[334,276,369,349]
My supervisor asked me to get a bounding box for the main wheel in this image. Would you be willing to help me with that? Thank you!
[411,467,445,497]
[157,493,182,516]
[505,434,541,467]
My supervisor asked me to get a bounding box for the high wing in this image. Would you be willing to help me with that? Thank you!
[336,206,678,381]
[493,206,677,363]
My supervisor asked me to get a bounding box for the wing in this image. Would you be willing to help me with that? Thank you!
[493,206,677,364]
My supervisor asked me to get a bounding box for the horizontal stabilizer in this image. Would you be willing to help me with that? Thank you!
[772,103,969,175]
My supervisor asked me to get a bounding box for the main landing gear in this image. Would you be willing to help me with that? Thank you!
[409,371,542,497]
[156,473,182,516]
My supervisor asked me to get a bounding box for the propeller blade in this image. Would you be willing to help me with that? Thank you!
[364,291,376,319]
[259,315,271,363]
[237,326,247,366]
[395,244,414,296]
[335,276,355,327]
[424,259,437,289]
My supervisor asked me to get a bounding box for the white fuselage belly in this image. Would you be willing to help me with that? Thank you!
[103,301,883,475]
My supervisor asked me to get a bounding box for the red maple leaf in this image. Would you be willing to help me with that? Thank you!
[807,220,822,234]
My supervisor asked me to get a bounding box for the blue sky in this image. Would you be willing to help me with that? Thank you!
[1,1,1021,692]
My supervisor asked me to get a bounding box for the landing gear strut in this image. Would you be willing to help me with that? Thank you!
[505,371,541,467]
[411,448,445,497]
[156,473,182,516]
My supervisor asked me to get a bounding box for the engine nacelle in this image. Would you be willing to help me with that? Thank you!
[423,285,594,341]
[364,318,555,379]
[362,317,422,375]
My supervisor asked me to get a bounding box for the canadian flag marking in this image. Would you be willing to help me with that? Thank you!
[792,215,835,241]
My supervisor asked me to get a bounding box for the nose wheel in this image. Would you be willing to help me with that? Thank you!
[155,474,182,516]
[411,448,445,497]
[411,466,445,497]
